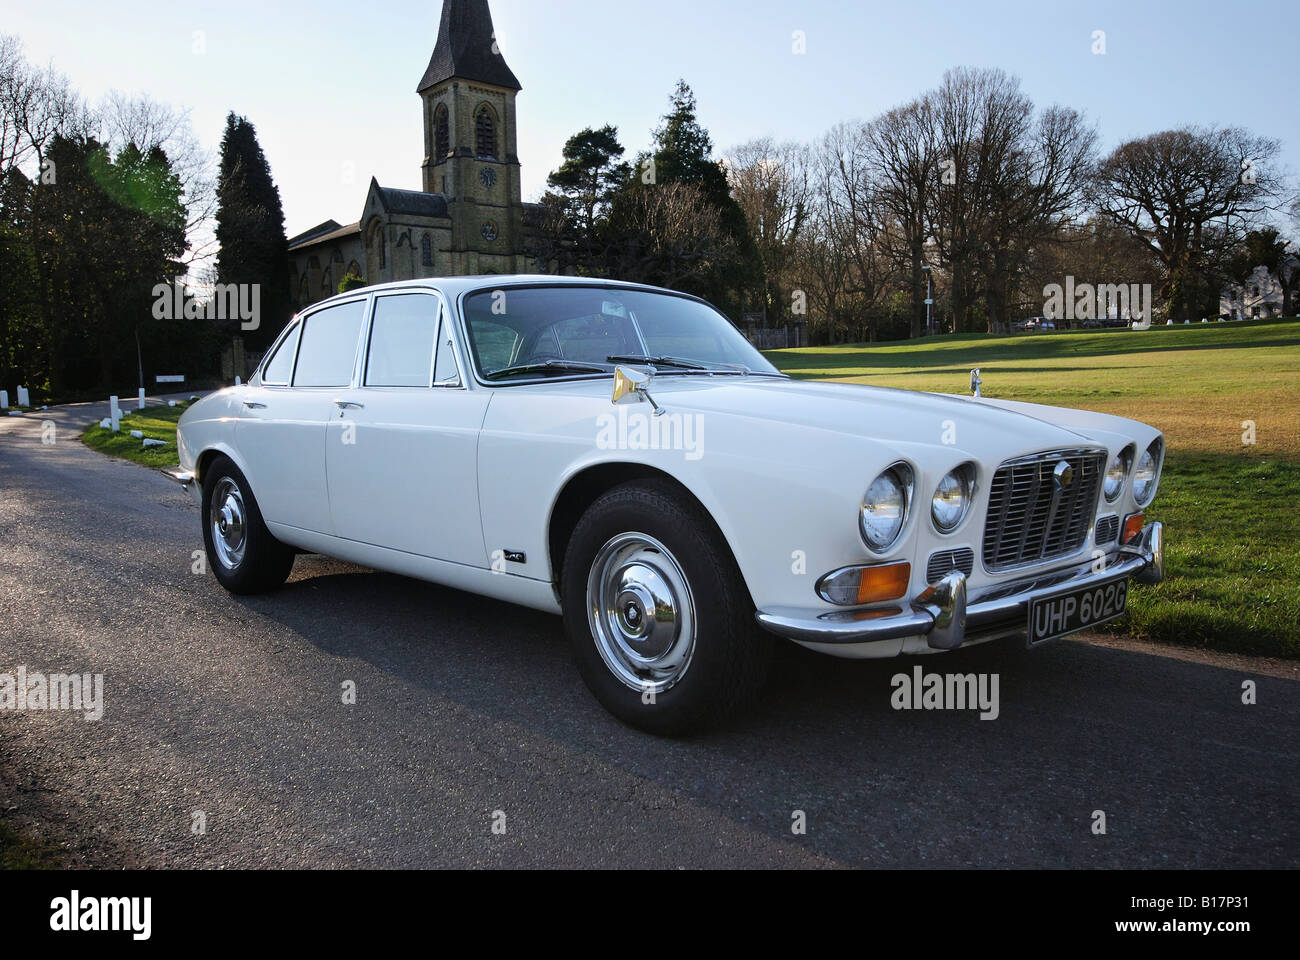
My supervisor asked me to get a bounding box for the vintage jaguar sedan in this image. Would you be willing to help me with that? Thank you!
[172,276,1165,734]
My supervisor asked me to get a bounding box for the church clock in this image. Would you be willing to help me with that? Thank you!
[481,220,499,242]
[478,166,497,189]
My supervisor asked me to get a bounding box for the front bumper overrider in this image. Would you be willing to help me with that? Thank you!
[756,522,1164,650]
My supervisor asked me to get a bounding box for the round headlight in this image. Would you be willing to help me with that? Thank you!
[1103,448,1132,502]
[1132,440,1161,506]
[931,465,973,533]
[861,464,911,552]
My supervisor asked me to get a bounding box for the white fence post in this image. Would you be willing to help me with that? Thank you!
[0,390,8,410]
[138,388,146,410]
[109,396,120,432]
[16,386,29,407]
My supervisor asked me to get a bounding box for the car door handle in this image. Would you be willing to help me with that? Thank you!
[243,401,267,410]
[334,400,364,410]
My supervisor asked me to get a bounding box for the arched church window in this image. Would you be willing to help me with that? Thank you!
[475,107,497,159]
[378,230,386,269]
[434,104,450,160]
[421,233,433,267]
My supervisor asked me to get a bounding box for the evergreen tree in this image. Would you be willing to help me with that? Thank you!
[612,81,761,312]
[31,135,187,393]
[215,113,290,352]
[544,125,630,274]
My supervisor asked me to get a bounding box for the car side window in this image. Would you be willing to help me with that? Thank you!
[433,309,462,387]
[261,322,301,386]
[293,300,366,388]
[366,294,436,387]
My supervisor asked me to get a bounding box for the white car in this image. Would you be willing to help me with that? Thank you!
[172,277,1165,734]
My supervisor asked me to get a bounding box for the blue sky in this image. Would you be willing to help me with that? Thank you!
[7,0,1296,237]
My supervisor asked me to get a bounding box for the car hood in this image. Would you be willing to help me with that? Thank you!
[528,376,1127,457]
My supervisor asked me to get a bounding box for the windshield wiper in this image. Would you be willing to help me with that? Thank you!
[606,354,711,371]
[608,355,756,375]
[484,360,609,381]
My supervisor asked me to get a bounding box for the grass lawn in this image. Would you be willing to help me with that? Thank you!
[80,402,190,469]
[767,318,1300,658]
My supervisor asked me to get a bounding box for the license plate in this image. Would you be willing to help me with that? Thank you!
[1028,577,1129,645]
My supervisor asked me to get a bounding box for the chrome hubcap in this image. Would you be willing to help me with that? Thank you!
[587,533,696,694]
[210,477,247,570]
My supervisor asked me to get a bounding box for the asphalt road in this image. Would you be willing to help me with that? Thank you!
[0,403,1296,868]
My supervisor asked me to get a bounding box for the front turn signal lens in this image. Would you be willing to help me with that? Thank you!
[1122,512,1145,544]
[817,562,912,605]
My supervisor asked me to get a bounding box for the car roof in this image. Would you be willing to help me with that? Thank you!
[317,274,676,303]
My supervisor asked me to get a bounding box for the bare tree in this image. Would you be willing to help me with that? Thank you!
[866,96,938,337]
[0,34,88,176]
[1092,126,1281,319]
[96,91,217,265]
[979,104,1098,330]
[608,181,735,289]
[726,137,811,322]
[818,122,891,340]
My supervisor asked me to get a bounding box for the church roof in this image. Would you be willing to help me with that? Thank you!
[288,219,344,248]
[288,220,360,252]
[418,0,521,93]
[370,182,451,219]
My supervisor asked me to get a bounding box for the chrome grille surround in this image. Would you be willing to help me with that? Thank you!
[982,448,1106,572]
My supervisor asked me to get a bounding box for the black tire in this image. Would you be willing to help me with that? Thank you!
[201,455,295,595]
[561,479,772,736]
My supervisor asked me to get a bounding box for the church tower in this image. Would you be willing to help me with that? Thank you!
[418,0,524,268]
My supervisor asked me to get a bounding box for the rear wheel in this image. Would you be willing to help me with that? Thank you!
[561,479,771,735]
[201,455,295,595]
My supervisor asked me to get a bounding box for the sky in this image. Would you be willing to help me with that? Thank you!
[5,0,1296,240]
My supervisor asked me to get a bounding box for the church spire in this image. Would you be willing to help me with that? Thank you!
[417,0,521,93]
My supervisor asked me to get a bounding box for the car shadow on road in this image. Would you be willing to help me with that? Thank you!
[236,556,1298,868]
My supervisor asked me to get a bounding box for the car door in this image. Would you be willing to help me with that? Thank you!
[325,289,491,566]
[236,297,368,535]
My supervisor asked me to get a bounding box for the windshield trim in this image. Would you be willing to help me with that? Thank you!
[453,281,788,388]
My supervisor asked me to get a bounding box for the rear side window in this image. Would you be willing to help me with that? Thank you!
[261,323,301,385]
[366,294,436,387]
[294,300,366,387]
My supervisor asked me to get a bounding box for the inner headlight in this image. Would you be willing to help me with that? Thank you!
[1104,447,1133,502]
[931,464,974,533]
[1132,439,1162,506]
[860,463,912,552]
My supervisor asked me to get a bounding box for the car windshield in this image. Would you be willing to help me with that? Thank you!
[460,285,782,382]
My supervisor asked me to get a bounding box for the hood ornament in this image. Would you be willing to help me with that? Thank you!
[1053,460,1074,490]
[612,366,664,416]
[969,368,982,398]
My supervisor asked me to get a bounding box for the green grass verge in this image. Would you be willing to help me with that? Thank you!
[767,317,1300,658]
[80,402,189,469]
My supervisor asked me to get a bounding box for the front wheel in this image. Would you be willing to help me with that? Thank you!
[201,455,295,595]
[561,480,772,736]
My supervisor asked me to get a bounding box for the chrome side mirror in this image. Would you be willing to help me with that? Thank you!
[612,366,663,415]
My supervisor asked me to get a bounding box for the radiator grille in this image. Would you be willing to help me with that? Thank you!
[1094,514,1120,546]
[926,547,975,584]
[982,449,1105,571]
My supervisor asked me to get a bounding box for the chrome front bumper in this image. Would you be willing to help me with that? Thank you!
[756,521,1164,649]
[162,468,195,489]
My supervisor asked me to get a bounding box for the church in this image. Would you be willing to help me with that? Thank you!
[287,0,538,309]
